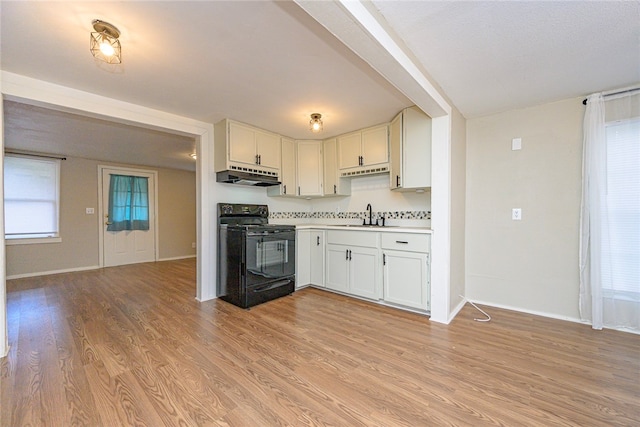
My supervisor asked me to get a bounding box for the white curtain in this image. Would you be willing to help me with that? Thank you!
[580,91,640,331]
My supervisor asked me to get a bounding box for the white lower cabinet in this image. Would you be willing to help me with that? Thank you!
[310,231,325,287]
[325,244,350,293]
[298,228,430,312]
[383,251,430,310]
[325,230,381,300]
[381,232,431,311]
[295,230,311,289]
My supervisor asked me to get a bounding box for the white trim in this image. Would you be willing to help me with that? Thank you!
[468,298,587,325]
[1,71,216,359]
[6,265,101,280]
[447,296,466,324]
[5,237,62,245]
[97,166,160,267]
[158,255,196,262]
[294,0,454,325]
[0,86,6,357]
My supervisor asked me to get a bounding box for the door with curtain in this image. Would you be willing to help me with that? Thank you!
[101,167,156,267]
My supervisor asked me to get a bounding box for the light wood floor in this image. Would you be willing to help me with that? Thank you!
[2,259,639,426]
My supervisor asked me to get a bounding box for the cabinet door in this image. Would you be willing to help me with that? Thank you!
[310,231,325,287]
[323,138,338,195]
[280,137,296,196]
[402,107,432,189]
[325,244,350,293]
[389,112,402,189]
[255,130,281,170]
[297,140,323,196]
[323,138,350,196]
[296,230,311,289]
[338,132,362,169]
[361,125,388,167]
[383,250,429,310]
[228,121,257,166]
[349,246,381,300]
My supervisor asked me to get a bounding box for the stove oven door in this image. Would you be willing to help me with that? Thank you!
[245,229,295,285]
[244,229,295,307]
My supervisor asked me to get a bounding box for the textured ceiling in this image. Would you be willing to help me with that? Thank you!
[1,1,638,169]
[372,1,640,117]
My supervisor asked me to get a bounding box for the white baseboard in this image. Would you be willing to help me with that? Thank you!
[158,255,196,262]
[465,298,588,325]
[7,265,101,280]
[7,257,195,280]
[448,297,467,324]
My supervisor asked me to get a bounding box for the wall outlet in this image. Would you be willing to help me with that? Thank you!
[512,208,522,220]
[86,208,95,214]
[512,137,522,151]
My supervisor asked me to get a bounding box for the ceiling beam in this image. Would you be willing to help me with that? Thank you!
[294,0,451,118]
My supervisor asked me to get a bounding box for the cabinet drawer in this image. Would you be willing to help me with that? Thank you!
[327,230,378,248]
[381,233,430,253]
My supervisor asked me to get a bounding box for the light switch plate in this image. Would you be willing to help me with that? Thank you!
[86,208,95,214]
[512,208,522,220]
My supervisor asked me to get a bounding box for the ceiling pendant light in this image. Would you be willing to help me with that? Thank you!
[309,113,323,133]
[90,19,122,64]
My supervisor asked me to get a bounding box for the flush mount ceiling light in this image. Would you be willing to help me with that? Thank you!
[309,113,323,133]
[90,19,122,64]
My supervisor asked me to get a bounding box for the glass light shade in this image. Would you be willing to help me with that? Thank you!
[309,113,323,133]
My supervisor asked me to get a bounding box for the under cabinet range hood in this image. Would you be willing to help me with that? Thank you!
[216,170,280,187]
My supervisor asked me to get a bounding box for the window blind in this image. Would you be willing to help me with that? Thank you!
[601,119,640,296]
[4,155,60,238]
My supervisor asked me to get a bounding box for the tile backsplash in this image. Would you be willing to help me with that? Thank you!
[270,210,430,221]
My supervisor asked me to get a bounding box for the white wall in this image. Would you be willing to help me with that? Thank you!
[449,108,466,314]
[465,97,584,320]
[310,174,431,227]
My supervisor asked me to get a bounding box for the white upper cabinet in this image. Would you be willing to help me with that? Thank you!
[337,124,389,176]
[338,132,362,169]
[361,125,389,167]
[323,137,350,196]
[214,119,281,175]
[268,137,296,197]
[389,107,432,191]
[296,140,323,197]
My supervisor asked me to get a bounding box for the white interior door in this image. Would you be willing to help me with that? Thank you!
[101,167,156,267]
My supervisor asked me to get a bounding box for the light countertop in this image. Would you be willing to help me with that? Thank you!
[294,224,432,234]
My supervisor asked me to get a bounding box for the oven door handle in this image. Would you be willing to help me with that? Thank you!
[247,230,284,236]
[252,280,291,293]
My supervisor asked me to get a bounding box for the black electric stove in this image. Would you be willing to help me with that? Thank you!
[217,203,295,308]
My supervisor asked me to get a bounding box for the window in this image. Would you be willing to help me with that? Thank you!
[4,155,61,242]
[601,119,640,300]
[107,174,149,231]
